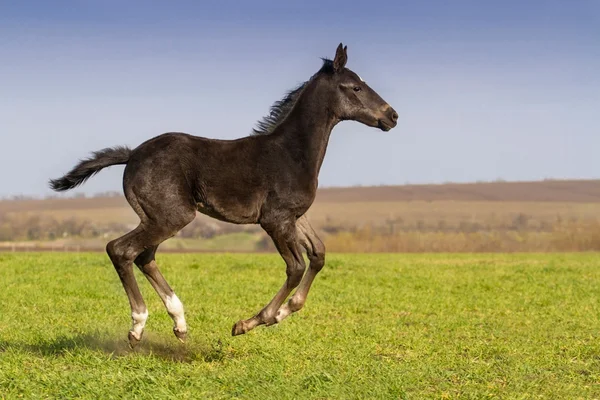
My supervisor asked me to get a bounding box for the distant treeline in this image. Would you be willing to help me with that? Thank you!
[325,221,600,252]
[1,210,599,252]
[0,212,257,242]
[2,179,600,252]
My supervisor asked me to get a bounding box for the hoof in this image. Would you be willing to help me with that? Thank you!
[173,328,187,343]
[231,320,247,336]
[128,331,142,349]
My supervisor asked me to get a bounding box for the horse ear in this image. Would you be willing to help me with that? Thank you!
[333,43,347,72]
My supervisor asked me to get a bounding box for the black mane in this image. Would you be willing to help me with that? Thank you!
[252,59,334,136]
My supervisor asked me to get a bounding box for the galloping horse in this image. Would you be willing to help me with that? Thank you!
[50,43,398,347]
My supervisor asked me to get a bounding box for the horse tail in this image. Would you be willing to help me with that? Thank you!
[49,146,132,191]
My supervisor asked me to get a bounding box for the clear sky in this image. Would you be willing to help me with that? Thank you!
[1,1,598,197]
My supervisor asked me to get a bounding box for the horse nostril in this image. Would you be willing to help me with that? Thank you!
[391,111,398,122]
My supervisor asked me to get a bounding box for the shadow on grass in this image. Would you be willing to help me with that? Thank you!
[0,332,232,363]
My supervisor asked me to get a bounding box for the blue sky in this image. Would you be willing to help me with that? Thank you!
[1,1,599,197]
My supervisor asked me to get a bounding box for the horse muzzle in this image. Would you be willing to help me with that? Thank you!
[377,105,398,131]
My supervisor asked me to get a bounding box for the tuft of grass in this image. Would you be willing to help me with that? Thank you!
[1,252,599,398]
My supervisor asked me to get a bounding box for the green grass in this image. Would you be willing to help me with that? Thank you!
[0,253,599,399]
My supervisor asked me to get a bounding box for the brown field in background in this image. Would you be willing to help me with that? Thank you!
[2,179,600,252]
[314,179,600,203]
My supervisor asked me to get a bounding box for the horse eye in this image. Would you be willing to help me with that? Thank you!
[353,86,362,92]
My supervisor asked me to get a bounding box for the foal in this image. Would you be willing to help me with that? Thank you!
[50,43,398,347]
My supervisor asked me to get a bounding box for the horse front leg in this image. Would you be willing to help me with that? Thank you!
[232,220,306,336]
[275,215,325,323]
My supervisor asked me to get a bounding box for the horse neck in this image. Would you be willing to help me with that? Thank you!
[276,81,338,179]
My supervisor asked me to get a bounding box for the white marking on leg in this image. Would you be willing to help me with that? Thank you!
[130,309,148,340]
[276,293,307,323]
[166,294,186,333]
[275,304,292,323]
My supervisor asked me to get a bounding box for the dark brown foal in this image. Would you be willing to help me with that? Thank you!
[50,43,398,347]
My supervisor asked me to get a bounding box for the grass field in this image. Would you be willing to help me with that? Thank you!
[1,253,599,398]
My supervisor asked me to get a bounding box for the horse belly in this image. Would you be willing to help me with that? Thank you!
[196,200,260,224]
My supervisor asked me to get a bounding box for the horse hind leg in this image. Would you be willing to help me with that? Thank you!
[107,211,194,347]
[106,226,151,348]
[135,246,188,343]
